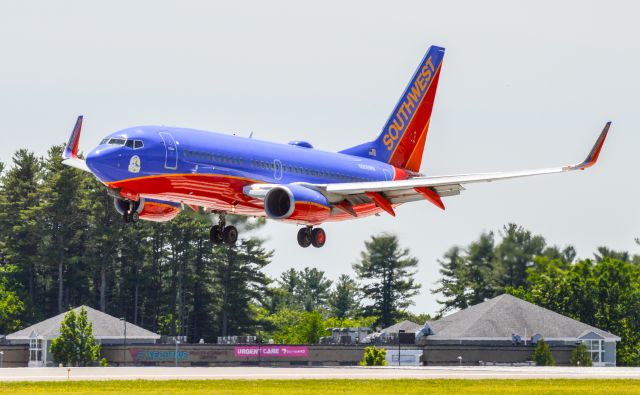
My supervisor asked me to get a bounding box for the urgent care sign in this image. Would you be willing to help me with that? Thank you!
[234,346,308,358]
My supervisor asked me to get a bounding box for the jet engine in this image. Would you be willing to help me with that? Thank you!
[263,184,330,223]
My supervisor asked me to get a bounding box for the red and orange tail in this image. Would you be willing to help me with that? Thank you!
[340,46,445,172]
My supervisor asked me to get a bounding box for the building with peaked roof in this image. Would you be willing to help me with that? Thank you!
[5,305,160,367]
[420,294,620,366]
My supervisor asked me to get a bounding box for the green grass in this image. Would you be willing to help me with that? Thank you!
[1,379,640,395]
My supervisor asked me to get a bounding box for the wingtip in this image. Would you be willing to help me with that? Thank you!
[576,121,610,170]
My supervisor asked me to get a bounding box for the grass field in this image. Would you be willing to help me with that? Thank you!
[1,379,640,395]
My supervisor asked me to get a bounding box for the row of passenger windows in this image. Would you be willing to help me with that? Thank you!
[100,138,144,149]
[183,149,373,182]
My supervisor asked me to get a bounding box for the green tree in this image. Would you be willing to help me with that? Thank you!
[359,346,387,366]
[0,149,43,310]
[465,232,496,305]
[532,339,555,366]
[273,268,302,310]
[354,234,420,328]
[432,246,468,314]
[0,266,25,333]
[494,224,546,289]
[50,307,100,367]
[38,145,88,314]
[298,267,332,312]
[570,343,593,367]
[213,232,272,336]
[329,274,361,319]
[295,311,326,344]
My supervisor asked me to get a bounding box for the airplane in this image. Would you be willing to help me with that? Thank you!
[62,45,610,248]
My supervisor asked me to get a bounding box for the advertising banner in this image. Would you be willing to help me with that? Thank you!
[234,345,308,358]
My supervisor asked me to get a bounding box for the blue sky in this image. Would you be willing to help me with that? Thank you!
[0,0,638,314]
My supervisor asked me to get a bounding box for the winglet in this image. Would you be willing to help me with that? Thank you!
[569,122,611,170]
[63,115,83,160]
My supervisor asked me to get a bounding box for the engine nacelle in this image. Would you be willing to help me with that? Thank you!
[264,184,330,224]
[113,197,181,222]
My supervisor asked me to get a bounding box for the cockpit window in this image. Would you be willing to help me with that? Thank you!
[100,138,109,145]
[108,138,126,145]
[134,140,144,149]
[125,139,135,148]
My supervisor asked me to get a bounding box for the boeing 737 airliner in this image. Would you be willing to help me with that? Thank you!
[62,45,610,248]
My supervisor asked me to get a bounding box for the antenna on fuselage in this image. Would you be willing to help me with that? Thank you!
[249,131,254,139]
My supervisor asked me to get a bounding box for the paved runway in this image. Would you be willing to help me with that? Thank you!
[1,366,640,381]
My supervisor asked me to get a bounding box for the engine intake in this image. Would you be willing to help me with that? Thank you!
[264,187,295,219]
[263,184,330,223]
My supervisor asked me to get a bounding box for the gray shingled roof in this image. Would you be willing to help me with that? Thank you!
[380,320,422,334]
[427,294,620,341]
[6,305,160,340]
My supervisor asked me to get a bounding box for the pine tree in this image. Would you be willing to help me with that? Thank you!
[38,145,89,314]
[298,267,332,312]
[494,224,545,289]
[465,232,496,305]
[329,274,361,319]
[353,234,420,328]
[274,268,302,310]
[0,149,44,314]
[432,246,468,314]
[213,228,272,337]
[532,338,555,366]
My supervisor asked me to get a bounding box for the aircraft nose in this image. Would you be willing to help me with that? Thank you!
[86,146,116,180]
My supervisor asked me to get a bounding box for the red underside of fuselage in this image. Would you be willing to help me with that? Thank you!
[106,174,391,225]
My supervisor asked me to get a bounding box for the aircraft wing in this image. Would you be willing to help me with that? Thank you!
[314,122,610,213]
[62,157,91,172]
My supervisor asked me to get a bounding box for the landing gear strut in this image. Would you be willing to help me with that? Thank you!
[209,212,238,245]
[297,226,326,248]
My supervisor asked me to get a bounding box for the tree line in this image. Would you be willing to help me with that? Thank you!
[434,224,640,366]
[0,145,423,341]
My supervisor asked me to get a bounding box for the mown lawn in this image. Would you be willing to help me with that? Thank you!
[1,379,640,395]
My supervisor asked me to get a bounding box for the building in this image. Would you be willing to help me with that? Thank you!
[420,294,621,366]
[368,320,422,344]
[4,305,160,367]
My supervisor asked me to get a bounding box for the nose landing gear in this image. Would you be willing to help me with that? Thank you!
[123,201,139,223]
[209,212,238,245]
[297,226,326,248]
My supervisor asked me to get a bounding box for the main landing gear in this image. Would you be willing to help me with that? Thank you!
[297,226,326,248]
[209,212,238,245]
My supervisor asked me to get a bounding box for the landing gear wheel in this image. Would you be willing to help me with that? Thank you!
[311,228,326,248]
[209,225,223,244]
[131,212,139,223]
[297,228,312,248]
[222,226,238,245]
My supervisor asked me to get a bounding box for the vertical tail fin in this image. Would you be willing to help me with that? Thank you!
[340,46,445,172]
